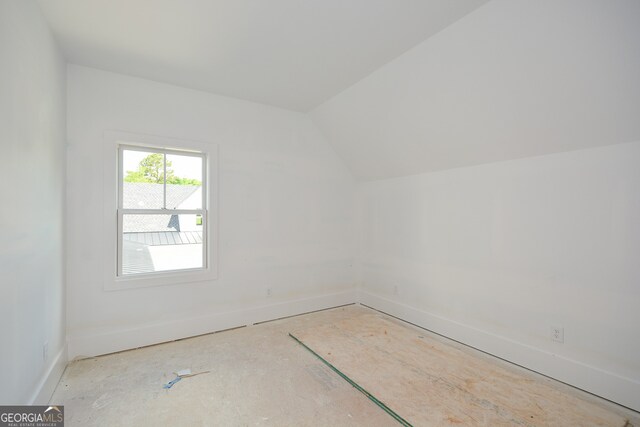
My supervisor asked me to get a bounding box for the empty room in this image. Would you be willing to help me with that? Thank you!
[1,0,639,425]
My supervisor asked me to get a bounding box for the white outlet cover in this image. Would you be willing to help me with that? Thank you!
[551,326,564,343]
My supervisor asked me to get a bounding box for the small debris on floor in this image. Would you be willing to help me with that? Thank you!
[163,368,211,389]
[173,368,211,378]
[163,376,182,389]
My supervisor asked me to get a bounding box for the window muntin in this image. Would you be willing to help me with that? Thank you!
[117,145,207,277]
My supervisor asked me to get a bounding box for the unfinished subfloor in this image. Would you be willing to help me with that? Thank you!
[52,305,639,426]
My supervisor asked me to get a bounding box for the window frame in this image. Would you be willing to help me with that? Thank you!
[117,144,208,277]
[103,131,218,291]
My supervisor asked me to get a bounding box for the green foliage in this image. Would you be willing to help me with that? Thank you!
[124,153,201,186]
[123,170,149,183]
[167,176,202,186]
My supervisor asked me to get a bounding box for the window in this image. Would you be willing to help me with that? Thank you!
[118,145,207,276]
[103,131,217,290]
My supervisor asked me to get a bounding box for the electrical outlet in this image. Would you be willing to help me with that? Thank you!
[266,288,272,297]
[551,326,564,343]
[43,342,49,361]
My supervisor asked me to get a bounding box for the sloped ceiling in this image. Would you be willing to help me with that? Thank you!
[311,0,640,180]
[38,0,487,112]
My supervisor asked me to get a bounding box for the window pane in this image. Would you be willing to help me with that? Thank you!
[122,214,204,275]
[165,154,203,210]
[122,149,165,209]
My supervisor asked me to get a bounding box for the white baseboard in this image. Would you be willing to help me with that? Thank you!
[54,288,640,412]
[359,290,640,412]
[29,345,68,405]
[67,289,357,360]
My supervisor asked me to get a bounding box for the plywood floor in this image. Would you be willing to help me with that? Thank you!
[291,309,638,426]
[52,305,638,426]
[51,306,394,426]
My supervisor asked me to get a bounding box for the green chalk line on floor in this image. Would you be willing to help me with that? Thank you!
[288,333,413,427]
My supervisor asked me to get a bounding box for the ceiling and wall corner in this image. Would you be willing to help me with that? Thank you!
[37,0,640,181]
[37,0,488,112]
[311,0,640,180]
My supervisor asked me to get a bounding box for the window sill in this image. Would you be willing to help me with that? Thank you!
[104,268,217,291]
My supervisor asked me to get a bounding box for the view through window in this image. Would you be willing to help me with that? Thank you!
[118,146,206,276]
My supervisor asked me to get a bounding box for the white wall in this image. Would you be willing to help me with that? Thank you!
[66,65,357,358]
[358,142,640,410]
[0,1,67,404]
[309,0,640,410]
[312,0,640,180]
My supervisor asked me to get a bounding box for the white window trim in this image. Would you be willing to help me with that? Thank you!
[116,145,207,276]
[103,130,218,291]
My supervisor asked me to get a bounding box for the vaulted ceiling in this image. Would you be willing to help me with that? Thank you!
[39,0,640,181]
[38,0,487,112]
[311,0,640,180]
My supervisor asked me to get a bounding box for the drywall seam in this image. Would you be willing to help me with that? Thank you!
[29,345,68,405]
[67,290,357,359]
[359,291,640,412]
